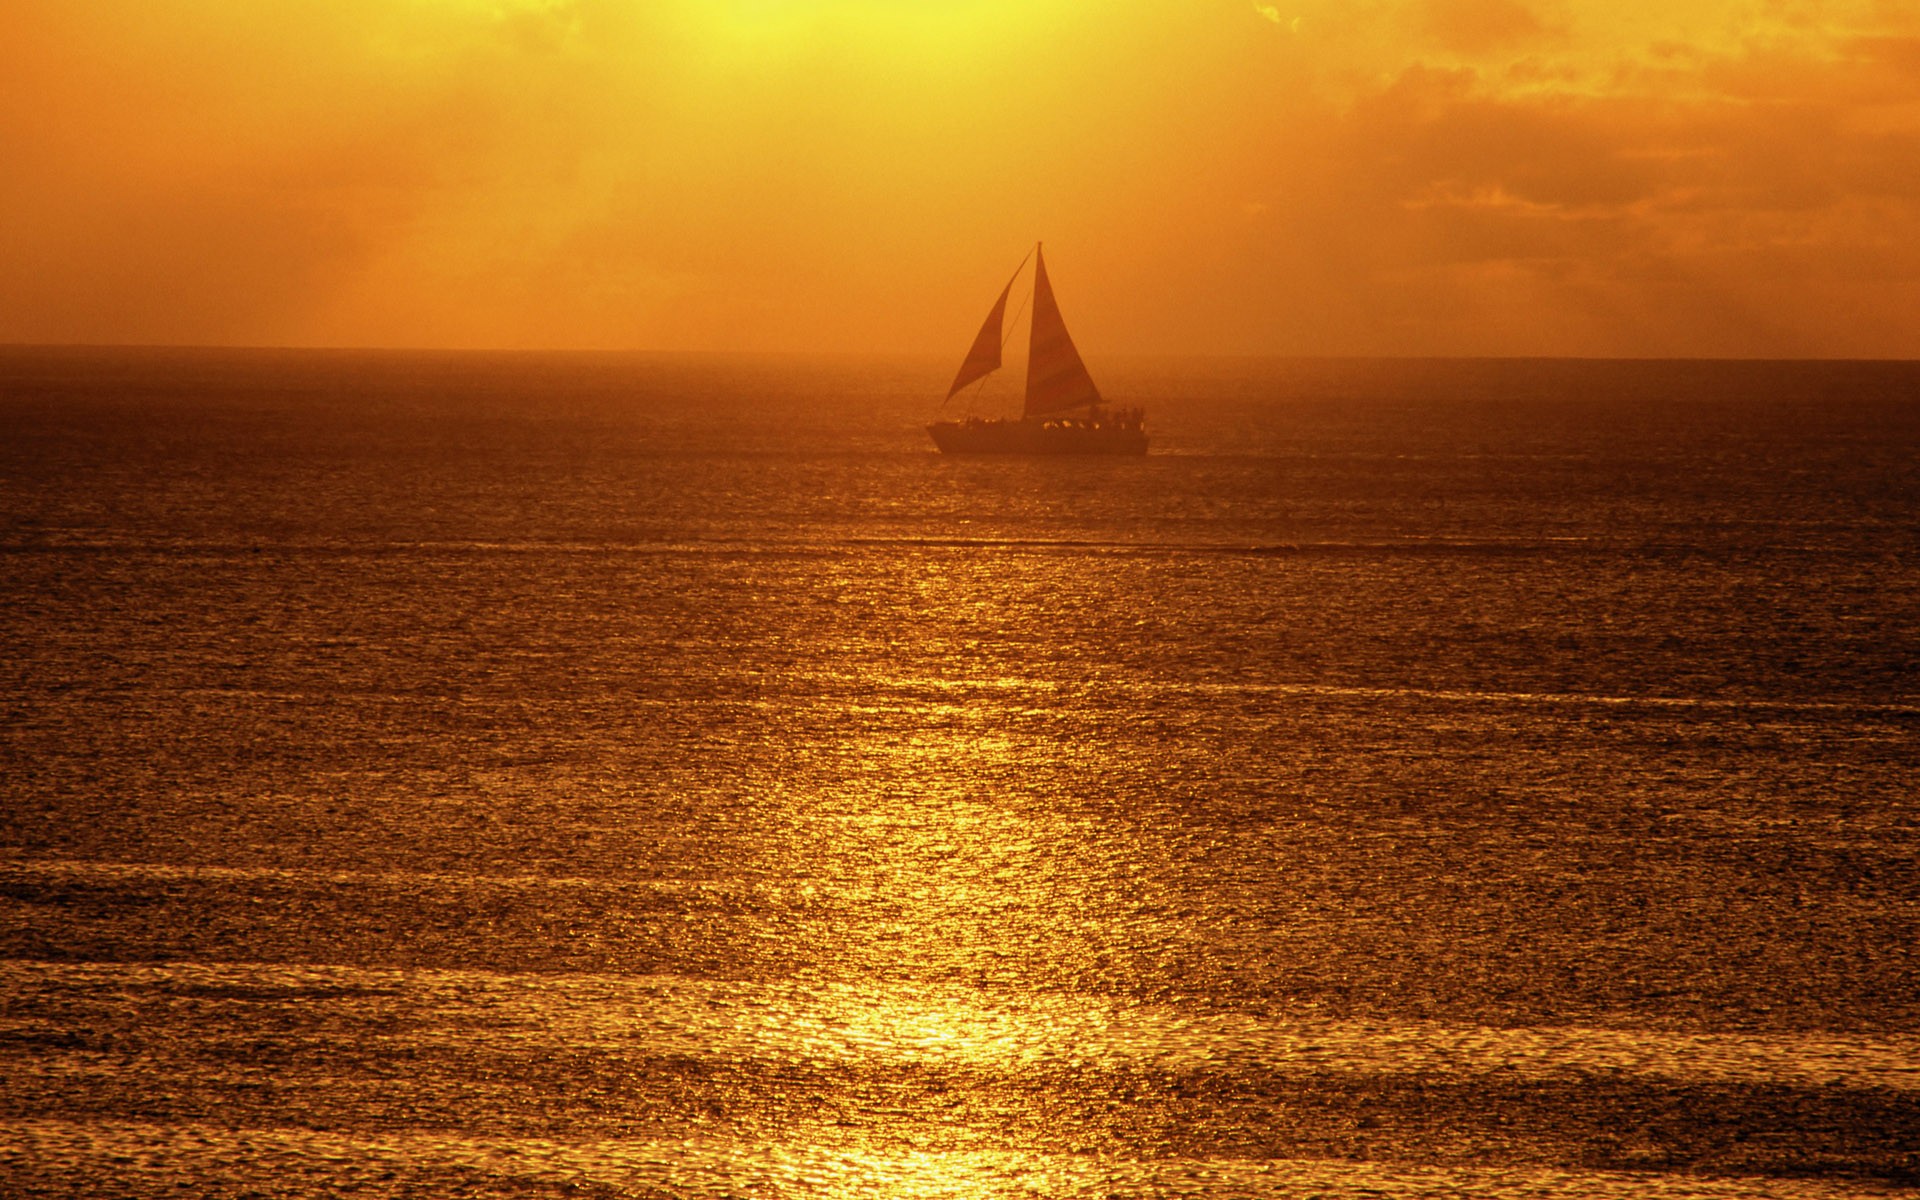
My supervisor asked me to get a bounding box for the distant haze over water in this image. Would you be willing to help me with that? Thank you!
[2,347,1917,1195]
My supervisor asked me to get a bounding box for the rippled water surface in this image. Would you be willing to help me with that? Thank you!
[3,348,1918,1195]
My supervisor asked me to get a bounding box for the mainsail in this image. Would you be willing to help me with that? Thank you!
[1023,245,1102,416]
[946,264,1020,400]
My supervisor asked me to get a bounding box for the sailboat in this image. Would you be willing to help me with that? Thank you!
[927,244,1147,455]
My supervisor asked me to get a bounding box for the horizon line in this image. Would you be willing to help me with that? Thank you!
[5,341,1920,366]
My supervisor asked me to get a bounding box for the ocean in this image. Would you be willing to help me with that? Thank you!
[2,346,1917,1196]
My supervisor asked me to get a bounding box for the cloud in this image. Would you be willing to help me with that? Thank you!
[0,0,644,345]
[1251,3,1299,33]
[1124,0,1920,355]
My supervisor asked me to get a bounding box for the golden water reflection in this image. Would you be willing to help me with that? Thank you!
[7,1118,1905,1199]
[751,676,1193,998]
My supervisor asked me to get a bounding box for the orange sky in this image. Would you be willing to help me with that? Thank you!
[4,0,1919,356]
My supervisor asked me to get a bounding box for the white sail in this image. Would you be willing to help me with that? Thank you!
[1023,245,1102,417]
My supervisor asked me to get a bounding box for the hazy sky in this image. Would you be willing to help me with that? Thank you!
[5,0,1919,356]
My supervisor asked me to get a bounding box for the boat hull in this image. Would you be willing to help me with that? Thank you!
[928,418,1147,456]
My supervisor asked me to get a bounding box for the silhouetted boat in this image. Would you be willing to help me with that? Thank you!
[928,244,1147,455]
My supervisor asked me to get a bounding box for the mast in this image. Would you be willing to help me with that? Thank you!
[1023,243,1103,417]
